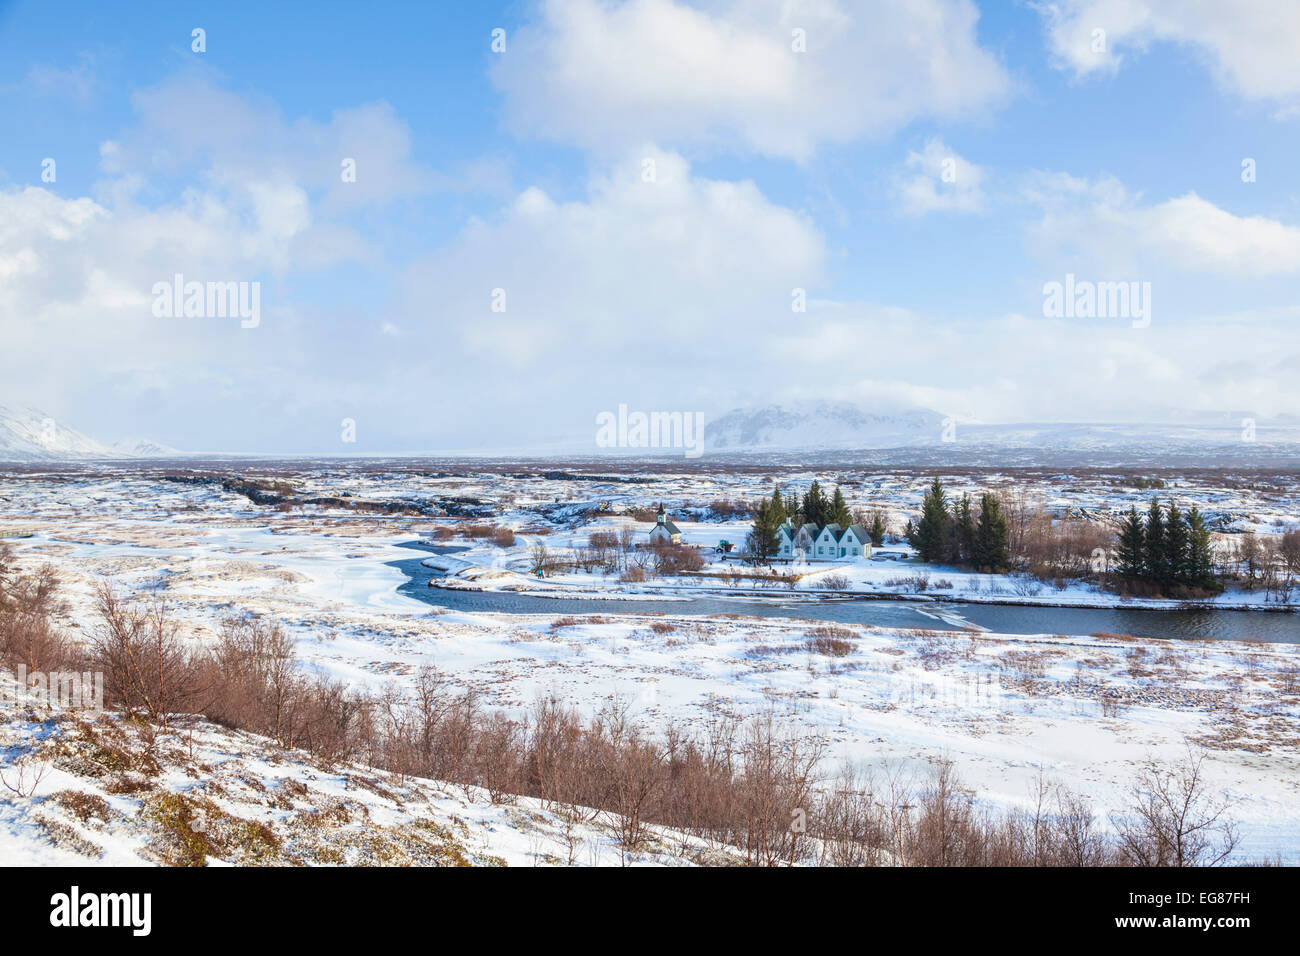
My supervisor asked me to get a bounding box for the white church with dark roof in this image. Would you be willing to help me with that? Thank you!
[648,504,683,544]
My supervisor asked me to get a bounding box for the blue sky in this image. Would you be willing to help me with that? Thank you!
[1,0,1298,453]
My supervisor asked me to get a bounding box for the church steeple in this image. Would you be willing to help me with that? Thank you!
[656,503,666,525]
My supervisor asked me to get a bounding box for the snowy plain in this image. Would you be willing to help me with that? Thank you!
[1,463,1297,863]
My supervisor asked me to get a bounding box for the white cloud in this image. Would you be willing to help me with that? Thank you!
[1026,172,1300,277]
[13,52,98,104]
[399,145,826,373]
[492,0,1009,160]
[769,300,1300,423]
[1038,0,1300,109]
[894,139,986,215]
[1134,193,1300,276]
[107,76,435,210]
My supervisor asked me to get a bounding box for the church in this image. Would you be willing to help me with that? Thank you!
[648,504,683,544]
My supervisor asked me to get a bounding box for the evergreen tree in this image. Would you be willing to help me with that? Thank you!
[768,484,786,527]
[1143,498,1165,582]
[1163,500,1188,586]
[802,480,830,528]
[830,485,852,529]
[953,493,975,564]
[1185,505,1214,588]
[746,496,782,565]
[869,513,887,548]
[973,493,1010,571]
[1115,506,1146,580]
[913,477,950,563]
[903,518,915,543]
[784,491,800,524]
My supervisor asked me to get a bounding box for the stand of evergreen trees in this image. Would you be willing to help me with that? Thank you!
[747,480,874,564]
[907,477,1011,572]
[1115,498,1216,591]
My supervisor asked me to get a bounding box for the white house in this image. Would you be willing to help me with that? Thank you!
[814,523,842,559]
[777,524,794,557]
[777,523,818,559]
[648,504,683,544]
[839,524,871,558]
[777,521,871,561]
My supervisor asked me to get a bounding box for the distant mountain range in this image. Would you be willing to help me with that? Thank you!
[705,401,945,450]
[0,404,179,462]
[3,399,1298,464]
[700,401,1300,464]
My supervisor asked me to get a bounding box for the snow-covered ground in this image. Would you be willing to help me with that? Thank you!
[2,465,1299,863]
[0,673,733,867]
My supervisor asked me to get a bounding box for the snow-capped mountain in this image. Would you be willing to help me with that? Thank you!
[112,437,181,458]
[704,401,945,451]
[0,403,117,461]
[0,404,177,462]
[700,401,1300,461]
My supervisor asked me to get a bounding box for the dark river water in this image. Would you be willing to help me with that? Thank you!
[390,544,1300,644]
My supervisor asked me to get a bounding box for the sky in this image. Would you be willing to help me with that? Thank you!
[1,0,1299,454]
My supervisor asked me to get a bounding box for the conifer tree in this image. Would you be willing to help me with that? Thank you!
[1144,497,1165,582]
[913,477,950,563]
[830,485,852,529]
[769,484,786,526]
[1163,500,1188,586]
[869,513,887,548]
[973,493,1010,571]
[784,491,800,525]
[746,496,782,565]
[1185,505,1214,588]
[953,493,975,564]
[802,480,829,528]
[1116,506,1146,580]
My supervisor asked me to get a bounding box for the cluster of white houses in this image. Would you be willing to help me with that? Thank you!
[649,505,873,562]
[777,522,872,561]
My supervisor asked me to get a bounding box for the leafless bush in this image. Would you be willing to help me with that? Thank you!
[808,636,853,657]
[0,752,49,798]
[650,542,705,575]
[529,542,563,576]
[89,585,208,731]
[1111,748,1238,866]
[0,545,73,675]
[885,573,930,593]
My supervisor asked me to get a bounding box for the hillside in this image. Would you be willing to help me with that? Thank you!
[0,673,733,867]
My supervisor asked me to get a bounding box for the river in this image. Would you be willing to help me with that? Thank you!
[392,544,1300,643]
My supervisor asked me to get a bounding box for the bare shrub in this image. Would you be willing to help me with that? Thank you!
[89,585,208,730]
[1111,748,1238,866]
[0,545,72,675]
[0,752,49,798]
[807,636,852,657]
[650,542,705,575]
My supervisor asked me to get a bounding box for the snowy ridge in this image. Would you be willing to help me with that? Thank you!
[705,400,944,451]
[0,672,734,867]
[0,404,177,462]
[0,403,118,461]
[702,401,1300,455]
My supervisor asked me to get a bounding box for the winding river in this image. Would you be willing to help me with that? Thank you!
[391,544,1300,644]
